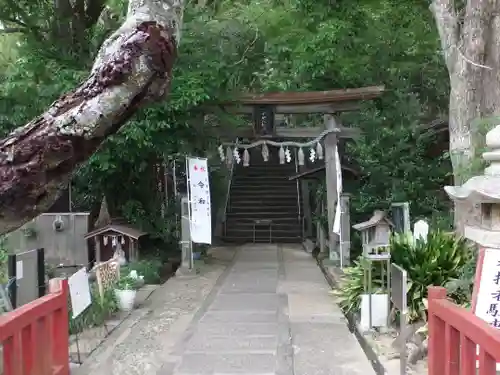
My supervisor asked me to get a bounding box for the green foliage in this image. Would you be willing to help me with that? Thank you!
[0,237,8,284]
[335,231,472,323]
[335,258,384,314]
[445,249,477,308]
[0,0,453,257]
[454,116,500,181]
[344,94,451,222]
[45,262,56,279]
[390,231,472,322]
[69,285,118,335]
[122,259,163,285]
[115,275,142,291]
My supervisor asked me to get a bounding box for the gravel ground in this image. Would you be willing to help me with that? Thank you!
[362,330,427,375]
[73,247,235,375]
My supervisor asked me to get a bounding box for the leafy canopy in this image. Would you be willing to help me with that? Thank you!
[0,0,452,244]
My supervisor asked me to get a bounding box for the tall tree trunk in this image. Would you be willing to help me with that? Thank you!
[0,0,183,235]
[431,0,500,232]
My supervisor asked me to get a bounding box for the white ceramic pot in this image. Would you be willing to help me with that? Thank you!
[114,289,137,311]
[135,277,145,288]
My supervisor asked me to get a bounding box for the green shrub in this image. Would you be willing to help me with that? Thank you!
[122,258,163,284]
[69,284,118,335]
[336,258,384,314]
[335,230,472,323]
[445,250,477,308]
[115,275,142,290]
[0,238,7,284]
[390,231,472,321]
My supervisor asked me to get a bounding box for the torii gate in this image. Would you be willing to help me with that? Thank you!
[210,86,384,265]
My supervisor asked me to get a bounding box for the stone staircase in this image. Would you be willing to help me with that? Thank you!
[222,148,302,243]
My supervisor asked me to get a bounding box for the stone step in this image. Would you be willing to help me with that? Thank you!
[231,179,296,185]
[229,190,297,197]
[222,235,302,243]
[226,211,299,219]
[233,171,296,177]
[224,228,301,239]
[228,202,298,209]
[225,221,301,230]
[228,204,298,213]
[234,163,296,169]
[225,217,301,224]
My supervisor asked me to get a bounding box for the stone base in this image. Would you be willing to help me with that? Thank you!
[322,258,340,267]
[175,266,197,279]
[302,239,315,253]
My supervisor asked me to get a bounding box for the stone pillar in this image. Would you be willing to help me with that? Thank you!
[316,202,327,253]
[323,114,339,262]
[178,195,194,274]
[340,194,351,266]
[319,222,326,254]
[316,207,321,247]
[301,180,313,238]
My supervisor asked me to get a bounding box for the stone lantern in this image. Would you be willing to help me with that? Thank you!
[444,125,500,247]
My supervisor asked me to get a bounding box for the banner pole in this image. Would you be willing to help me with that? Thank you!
[185,157,194,270]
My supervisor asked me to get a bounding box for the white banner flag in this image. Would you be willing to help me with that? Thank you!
[333,146,342,235]
[187,157,212,244]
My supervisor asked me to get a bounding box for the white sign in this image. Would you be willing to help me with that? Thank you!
[187,157,212,244]
[475,249,500,326]
[68,267,92,319]
[473,248,500,370]
[16,260,23,280]
[413,220,429,242]
[332,145,344,267]
[332,146,342,236]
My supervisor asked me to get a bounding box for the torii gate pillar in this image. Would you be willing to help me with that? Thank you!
[324,115,341,263]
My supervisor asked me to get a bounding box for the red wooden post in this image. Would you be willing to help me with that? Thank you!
[428,286,447,375]
[49,279,70,374]
[0,277,69,375]
[445,324,460,375]
[21,324,34,375]
[460,334,476,375]
[478,350,497,375]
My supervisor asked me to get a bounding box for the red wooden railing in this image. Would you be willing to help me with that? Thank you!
[0,279,69,375]
[428,286,500,375]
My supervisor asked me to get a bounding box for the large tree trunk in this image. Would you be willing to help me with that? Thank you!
[0,0,183,234]
[431,0,500,232]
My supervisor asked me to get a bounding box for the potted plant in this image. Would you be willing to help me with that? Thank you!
[114,275,140,311]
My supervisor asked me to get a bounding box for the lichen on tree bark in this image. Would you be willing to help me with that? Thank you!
[0,0,183,234]
[431,0,500,232]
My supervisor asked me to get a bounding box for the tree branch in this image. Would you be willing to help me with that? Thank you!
[430,0,459,74]
[0,0,183,235]
[0,27,23,34]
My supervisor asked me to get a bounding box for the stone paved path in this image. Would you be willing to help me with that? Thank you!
[170,244,374,375]
[78,244,374,375]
